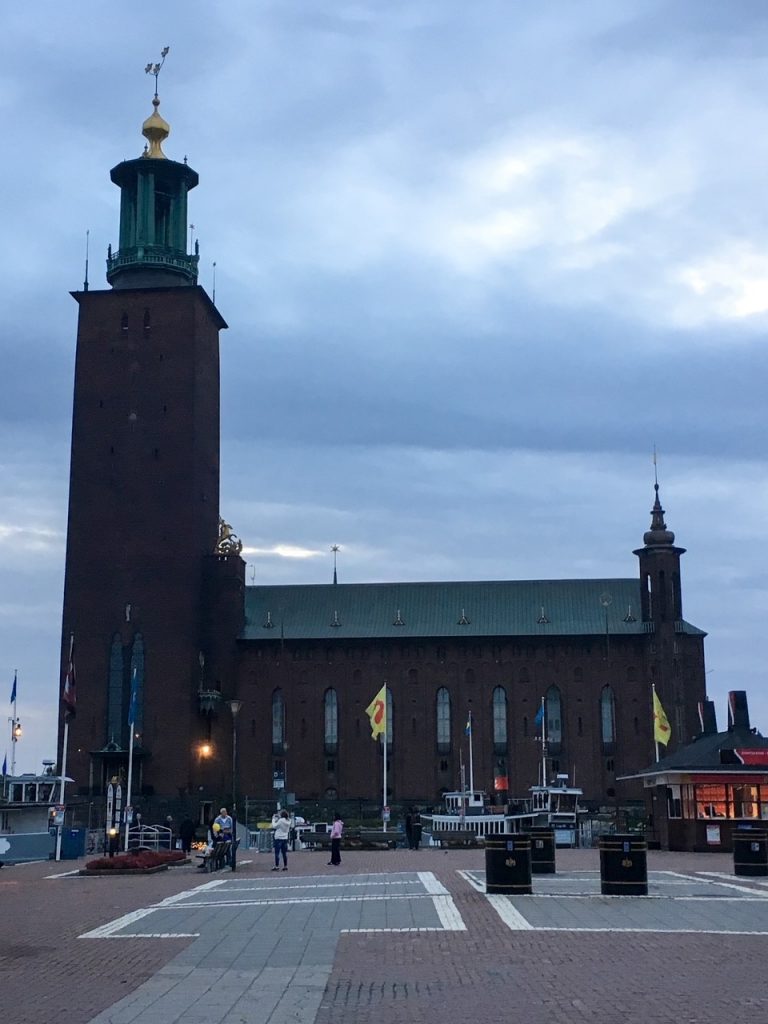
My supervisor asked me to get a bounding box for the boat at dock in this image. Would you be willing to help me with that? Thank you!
[422,773,585,847]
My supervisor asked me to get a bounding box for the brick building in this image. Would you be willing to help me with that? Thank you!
[58,93,707,820]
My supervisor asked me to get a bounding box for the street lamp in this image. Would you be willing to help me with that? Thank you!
[227,700,243,872]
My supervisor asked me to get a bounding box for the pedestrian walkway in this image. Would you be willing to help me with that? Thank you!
[3,848,768,1024]
[460,867,768,935]
[81,872,464,1023]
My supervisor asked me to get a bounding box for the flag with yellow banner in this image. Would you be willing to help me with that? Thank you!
[653,688,671,746]
[365,685,387,740]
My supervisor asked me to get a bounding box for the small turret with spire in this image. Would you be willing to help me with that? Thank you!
[643,483,676,547]
[106,47,200,289]
[634,454,686,626]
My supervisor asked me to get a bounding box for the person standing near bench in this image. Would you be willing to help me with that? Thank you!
[179,817,196,855]
[272,810,291,871]
[412,808,422,850]
[215,807,233,841]
[328,814,344,866]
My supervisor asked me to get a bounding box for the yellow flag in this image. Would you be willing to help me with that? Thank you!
[365,685,387,740]
[653,689,671,746]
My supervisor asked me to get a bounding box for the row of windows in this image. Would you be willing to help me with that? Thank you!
[271,684,625,750]
[258,664,643,684]
[270,644,611,662]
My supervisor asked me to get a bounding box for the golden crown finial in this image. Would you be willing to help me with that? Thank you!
[141,46,170,159]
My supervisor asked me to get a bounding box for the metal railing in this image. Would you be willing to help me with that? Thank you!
[126,824,173,852]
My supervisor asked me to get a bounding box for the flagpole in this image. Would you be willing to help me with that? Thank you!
[124,668,139,851]
[10,672,18,777]
[124,723,135,852]
[382,684,388,832]
[56,634,75,862]
[467,710,474,794]
[652,684,660,763]
[55,718,69,862]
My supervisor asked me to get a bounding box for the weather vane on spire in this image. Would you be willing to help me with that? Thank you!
[145,46,170,99]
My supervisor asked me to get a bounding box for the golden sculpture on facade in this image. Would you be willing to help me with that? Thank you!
[215,516,243,555]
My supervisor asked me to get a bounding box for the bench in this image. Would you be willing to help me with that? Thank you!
[358,830,397,850]
[308,829,397,851]
[196,840,232,872]
[308,829,357,851]
[432,830,481,849]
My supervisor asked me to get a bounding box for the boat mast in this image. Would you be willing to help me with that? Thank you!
[467,710,475,794]
[540,695,547,787]
[459,750,466,827]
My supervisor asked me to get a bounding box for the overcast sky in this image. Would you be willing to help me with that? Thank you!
[1,1,767,776]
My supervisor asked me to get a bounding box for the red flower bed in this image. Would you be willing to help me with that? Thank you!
[85,849,187,871]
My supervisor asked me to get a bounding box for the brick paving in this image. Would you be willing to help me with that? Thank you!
[0,847,766,1023]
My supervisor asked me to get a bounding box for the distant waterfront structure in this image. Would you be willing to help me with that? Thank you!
[58,79,707,826]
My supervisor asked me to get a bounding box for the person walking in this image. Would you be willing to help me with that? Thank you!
[328,814,343,866]
[272,810,291,871]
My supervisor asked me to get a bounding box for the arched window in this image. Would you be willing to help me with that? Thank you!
[271,689,284,754]
[436,687,451,753]
[601,686,616,749]
[492,686,507,752]
[324,689,338,754]
[546,686,562,748]
[107,633,123,746]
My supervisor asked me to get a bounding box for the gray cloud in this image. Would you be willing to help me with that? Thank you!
[1,1,767,772]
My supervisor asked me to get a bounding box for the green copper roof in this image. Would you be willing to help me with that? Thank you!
[241,578,706,641]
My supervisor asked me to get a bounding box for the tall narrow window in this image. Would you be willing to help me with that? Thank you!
[436,687,451,753]
[107,633,124,746]
[601,685,616,750]
[492,686,507,753]
[546,686,562,749]
[129,633,145,740]
[271,689,284,754]
[324,688,338,754]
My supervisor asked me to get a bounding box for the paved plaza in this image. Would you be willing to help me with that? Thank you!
[1,847,767,1023]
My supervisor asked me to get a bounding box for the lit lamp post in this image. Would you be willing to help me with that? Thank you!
[228,699,243,872]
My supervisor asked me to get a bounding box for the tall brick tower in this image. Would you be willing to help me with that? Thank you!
[59,72,228,804]
[634,481,704,750]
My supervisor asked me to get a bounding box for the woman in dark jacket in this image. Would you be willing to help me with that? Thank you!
[179,817,196,854]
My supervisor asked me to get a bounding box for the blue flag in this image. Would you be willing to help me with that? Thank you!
[10,672,16,704]
[465,712,472,736]
[534,703,545,728]
[128,668,138,727]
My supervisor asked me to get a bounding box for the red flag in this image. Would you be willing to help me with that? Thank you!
[62,635,76,718]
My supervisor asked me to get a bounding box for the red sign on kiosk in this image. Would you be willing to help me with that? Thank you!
[734,750,768,766]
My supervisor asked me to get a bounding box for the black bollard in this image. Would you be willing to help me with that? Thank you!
[599,834,648,895]
[733,827,768,877]
[485,833,532,894]
[529,828,556,874]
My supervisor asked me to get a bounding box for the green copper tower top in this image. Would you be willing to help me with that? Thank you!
[106,48,200,289]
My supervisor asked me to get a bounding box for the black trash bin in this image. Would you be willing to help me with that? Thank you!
[485,833,532,894]
[733,827,768,877]
[599,834,648,895]
[529,829,556,874]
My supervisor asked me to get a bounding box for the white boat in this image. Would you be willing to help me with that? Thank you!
[422,774,584,847]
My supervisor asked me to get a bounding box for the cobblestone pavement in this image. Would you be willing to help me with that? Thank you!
[1,848,767,1023]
